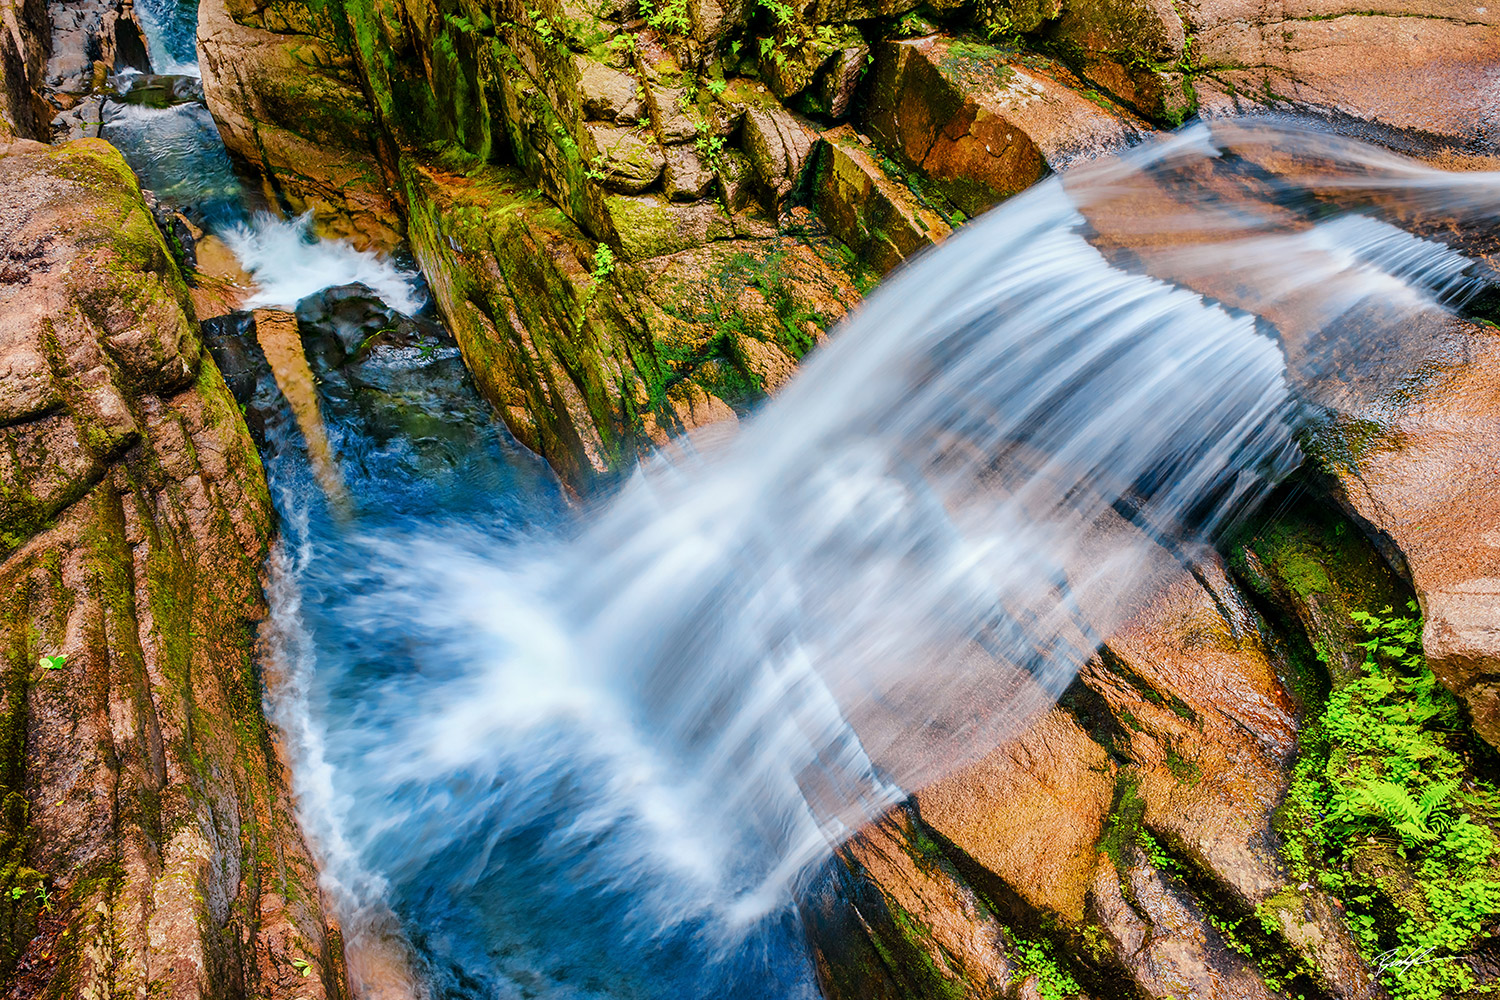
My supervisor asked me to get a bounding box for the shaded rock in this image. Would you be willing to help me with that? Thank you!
[742,103,819,214]
[577,55,646,123]
[196,0,400,250]
[809,125,952,277]
[806,0,922,24]
[663,143,717,201]
[644,83,698,143]
[865,36,1151,217]
[809,37,872,119]
[44,0,151,104]
[1041,0,1191,124]
[0,0,50,139]
[49,93,103,140]
[112,72,206,107]
[1091,853,1280,1000]
[0,138,346,998]
[585,124,667,194]
[761,27,865,104]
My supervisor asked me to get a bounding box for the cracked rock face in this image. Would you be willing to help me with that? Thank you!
[0,138,346,1000]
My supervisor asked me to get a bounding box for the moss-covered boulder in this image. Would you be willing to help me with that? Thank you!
[0,139,347,999]
[401,150,862,487]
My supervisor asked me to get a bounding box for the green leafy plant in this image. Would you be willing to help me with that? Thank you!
[1281,602,1500,1000]
[291,957,315,978]
[591,243,616,281]
[1007,933,1079,1000]
[639,0,691,35]
[38,654,65,671]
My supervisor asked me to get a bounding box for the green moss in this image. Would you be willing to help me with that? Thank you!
[1280,602,1500,1000]
[1098,769,1146,868]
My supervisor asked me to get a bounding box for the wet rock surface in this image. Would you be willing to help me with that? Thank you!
[0,138,346,999]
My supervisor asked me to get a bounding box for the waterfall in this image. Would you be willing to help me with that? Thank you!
[250,123,1498,997]
[100,0,1500,986]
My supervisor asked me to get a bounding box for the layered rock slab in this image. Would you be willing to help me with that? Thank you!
[810,523,1376,1000]
[0,139,346,998]
[401,152,862,487]
[864,36,1151,217]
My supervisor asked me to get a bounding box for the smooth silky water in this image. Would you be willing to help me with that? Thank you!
[97,2,1500,995]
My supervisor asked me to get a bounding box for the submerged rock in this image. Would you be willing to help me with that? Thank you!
[0,138,346,998]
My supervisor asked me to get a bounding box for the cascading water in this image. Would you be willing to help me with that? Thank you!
[98,1,1500,993]
[251,127,1497,999]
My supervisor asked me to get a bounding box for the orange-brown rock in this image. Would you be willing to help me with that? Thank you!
[809,125,954,277]
[195,0,400,250]
[814,530,1376,1000]
[0,139,347,998]
[917,710,1115,923]
[1326,324,1500,747]
[864,36,1150,217]
[805,804,1015,1000]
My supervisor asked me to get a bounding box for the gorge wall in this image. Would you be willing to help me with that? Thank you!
[190,0,1500,995]
[192,0,1497,489]
[0,0,1494,990]
[0,136,346,997]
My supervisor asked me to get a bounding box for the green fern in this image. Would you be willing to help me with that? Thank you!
[1281,601,1500,1000]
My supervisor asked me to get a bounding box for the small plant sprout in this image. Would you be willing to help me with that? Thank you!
[291,957,315,978]
[38,654,66,671]
[592,243,616,281]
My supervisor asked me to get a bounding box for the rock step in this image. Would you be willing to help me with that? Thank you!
[806,496,1399,1000]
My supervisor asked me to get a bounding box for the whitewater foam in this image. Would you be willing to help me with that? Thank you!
[224,212,427,314]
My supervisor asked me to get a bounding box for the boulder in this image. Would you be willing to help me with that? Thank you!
[0,139,347,997]
[809,125,953,277]
[1191,0,1500,151]
[585,124,668,194]
[1324,326,1500,747]
[864,36,1151,217]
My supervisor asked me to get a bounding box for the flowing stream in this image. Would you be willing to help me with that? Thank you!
[97,5,1500,998]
